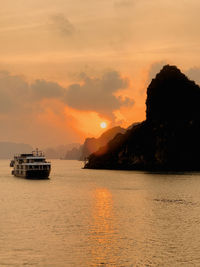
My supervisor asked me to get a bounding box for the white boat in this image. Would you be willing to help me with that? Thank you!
[10,149,51,179]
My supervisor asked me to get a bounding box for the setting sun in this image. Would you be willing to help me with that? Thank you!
[100,122,107,129]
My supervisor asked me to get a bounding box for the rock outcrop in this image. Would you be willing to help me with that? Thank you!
[85,65,200,171]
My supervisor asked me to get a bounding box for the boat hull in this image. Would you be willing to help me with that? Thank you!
[13,170,50,179]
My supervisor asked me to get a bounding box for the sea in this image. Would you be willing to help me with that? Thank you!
[1,159,200,266]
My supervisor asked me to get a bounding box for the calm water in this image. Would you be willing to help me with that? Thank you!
[1,160,200,266]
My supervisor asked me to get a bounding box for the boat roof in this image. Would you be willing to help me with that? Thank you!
[20,154,33,157]
[26,156,45,159]
[22,162,50,165]
[14,155,46,159]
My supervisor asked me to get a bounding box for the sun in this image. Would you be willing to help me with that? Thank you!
[100,122,107,129]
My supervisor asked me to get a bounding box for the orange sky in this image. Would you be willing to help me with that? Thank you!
[0,0,200,147]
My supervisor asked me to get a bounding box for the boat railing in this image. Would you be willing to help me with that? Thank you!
[32,148,44,157]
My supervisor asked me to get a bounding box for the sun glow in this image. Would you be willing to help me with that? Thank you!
[100,122,107,129]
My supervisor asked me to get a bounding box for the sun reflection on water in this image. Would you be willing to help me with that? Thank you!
[89,188,120,266]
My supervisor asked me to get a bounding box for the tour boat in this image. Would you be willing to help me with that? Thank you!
[10,149,51,179]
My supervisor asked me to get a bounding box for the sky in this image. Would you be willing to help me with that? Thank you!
[0,0,200,147]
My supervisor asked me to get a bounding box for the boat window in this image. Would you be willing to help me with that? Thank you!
[34,159,45,162]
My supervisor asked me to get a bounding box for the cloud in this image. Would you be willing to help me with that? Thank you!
[148,63,200,87]
[185,67,200,86]
[49,13,75,36]
[31,80,64,100]
[0,71,29,113]
[64,71,133,118]
[0,72,63,113]
[148,61,167,82]
[0,69,135,146]
[114,0,136,8]
[0,70,134,120]
[0,72,65,114]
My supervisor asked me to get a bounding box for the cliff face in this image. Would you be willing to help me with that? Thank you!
[146,65,200,123]
[85,65,200,171]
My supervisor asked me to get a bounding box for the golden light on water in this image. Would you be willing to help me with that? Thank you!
[88,188,120,266]
[100,122,107,129]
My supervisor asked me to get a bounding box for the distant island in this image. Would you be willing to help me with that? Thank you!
[65,126,126,160]
[44,143,81,159]
[85,65,200,171]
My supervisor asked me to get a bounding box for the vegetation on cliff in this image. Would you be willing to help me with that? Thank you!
[85,65,200,171]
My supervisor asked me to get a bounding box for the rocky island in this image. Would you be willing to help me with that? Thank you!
[84,65,200,171]
[64,126,126,160]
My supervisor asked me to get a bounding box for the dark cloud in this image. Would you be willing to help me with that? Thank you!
[64,71,133,118]
[0,71,29,113]
[0,70,134,120]
[0,71,29,96]
[0,72,65,114]
[0,72,65,113]
[31,80,64,100]
[0,90,14,113]
[49,13,75,36]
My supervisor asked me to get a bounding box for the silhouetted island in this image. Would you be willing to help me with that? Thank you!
[65,126,126,160]
[80,126,126,160]
[85,65,200,171]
